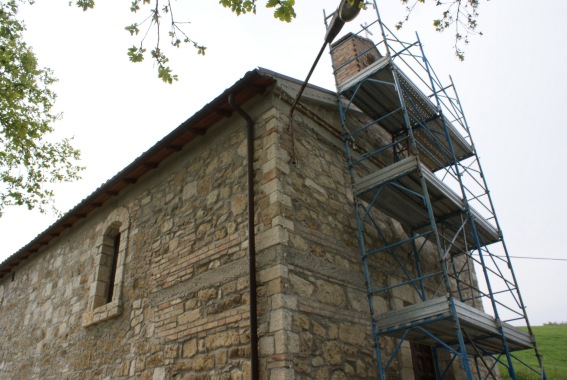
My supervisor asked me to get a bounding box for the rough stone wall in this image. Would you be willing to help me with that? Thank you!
[0,95,278,379]
[271,92,485,379]
[283,112,377,379]
[0,78,485,380]
[267,97,417,379]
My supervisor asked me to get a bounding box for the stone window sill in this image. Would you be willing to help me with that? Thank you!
[82,300,122,327]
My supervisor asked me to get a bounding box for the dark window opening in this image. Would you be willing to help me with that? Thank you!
[106,233,120,303]
[410,342,437,380]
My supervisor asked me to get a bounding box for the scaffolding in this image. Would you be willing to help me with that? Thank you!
[326,2,546,379]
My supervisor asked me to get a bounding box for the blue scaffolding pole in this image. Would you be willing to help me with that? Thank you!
[327,2,546,378]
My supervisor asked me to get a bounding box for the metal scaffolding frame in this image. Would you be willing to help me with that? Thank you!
[326,2,546,379]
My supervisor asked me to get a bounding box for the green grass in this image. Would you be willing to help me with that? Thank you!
[498,325,567,379]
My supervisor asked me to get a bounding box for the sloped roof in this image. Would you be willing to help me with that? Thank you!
[0,68,287,279]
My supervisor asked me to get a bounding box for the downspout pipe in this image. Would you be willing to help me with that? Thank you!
[228,94,259,380]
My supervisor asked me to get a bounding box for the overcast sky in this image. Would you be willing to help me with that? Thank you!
[1,1,565,326]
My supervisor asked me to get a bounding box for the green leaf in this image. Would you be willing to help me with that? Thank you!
[75,0,95,11]
[266,0,296,22]
[127,46,145,62]
[125,23,140,36]
[219,0,257,15]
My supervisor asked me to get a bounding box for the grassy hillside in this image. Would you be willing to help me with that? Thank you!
[498,324,567,379]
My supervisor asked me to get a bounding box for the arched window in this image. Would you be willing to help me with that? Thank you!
[83,208,130,327]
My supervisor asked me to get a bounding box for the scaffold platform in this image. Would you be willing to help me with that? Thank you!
[354,156,500,252]
[376,296,532,355]
[338,55,473,171]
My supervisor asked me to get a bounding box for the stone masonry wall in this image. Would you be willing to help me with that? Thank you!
[0,78,485,380]
[0,93,282,379]
[268,97,404,379]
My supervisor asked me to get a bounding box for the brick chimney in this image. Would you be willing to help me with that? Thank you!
[331,33,382,88]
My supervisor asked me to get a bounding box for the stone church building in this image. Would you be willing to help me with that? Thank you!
[0,63,482,379]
